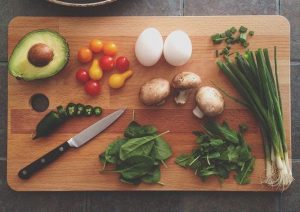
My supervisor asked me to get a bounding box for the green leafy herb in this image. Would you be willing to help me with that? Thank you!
[176,120,255,184]
[151,137,173,161]
[120,135,157,161]
[141,166,161,184]
[124,121,157,138]
[100,120,172,185]
[105,138,128,163]
[116,155,154,179]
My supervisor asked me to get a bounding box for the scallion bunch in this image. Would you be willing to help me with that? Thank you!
[216,47,293,189]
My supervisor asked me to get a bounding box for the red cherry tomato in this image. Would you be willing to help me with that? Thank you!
[100,56,114,72]
[76,68,90,83]
[116,56,130,72]
[84,80,100,96]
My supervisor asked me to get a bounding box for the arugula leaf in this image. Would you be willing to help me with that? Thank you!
[124,121,157,138]
[175,154,194,168]
[141,166,161,184]
[204,120,239,144]
[105,138,127,164]
[119,135,158,161]
[99,152,106,163]
[116,155,155,180]
[209,139,224,147]
[235,158,255,184]
[176,120,255,185]
[151,137,172,161]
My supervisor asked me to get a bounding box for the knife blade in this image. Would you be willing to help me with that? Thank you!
[18,108,126,180]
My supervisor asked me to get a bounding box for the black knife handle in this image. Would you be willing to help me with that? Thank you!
[18,141,71,179]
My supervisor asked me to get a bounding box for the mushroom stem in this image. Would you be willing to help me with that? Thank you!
[174,89,192,104]
[193,106,204,119]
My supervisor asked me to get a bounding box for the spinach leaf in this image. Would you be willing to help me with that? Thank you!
[151,137,172,161]
[141,166,161,184]
[124,121,157,138]
[120,176,142,185]
[116,155,154,179]
[105,138,127,163]
[119,135,158,160]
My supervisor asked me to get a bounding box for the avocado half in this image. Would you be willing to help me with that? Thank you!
[9,29,69,81]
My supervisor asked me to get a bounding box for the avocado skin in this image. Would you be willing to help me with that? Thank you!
[8,29,70,81]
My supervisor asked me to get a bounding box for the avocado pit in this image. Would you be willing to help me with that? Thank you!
[28,43,54,67]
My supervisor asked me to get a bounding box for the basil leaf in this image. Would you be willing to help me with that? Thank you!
[124,121,157,138]
[141,166,161,184]
[117,155,154,179]
[151,137,172,161]
[119,135,158,161]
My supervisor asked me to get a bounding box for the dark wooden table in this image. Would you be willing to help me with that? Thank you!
[0,0,299,211]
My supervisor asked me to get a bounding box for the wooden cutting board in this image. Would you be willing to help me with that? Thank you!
[7,16,291,191]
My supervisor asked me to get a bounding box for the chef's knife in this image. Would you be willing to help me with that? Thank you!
[18,108,126,180]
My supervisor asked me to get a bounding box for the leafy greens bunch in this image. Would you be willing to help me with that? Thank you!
[176,120,255,184]
[217,47,293,189]
[99,121,172,185]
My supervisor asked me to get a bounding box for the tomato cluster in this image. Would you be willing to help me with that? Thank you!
[76,39,130,96]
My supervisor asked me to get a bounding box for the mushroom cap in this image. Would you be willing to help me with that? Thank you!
[172,72,201,90]
[139,78,171,106]
[195,86,224,117]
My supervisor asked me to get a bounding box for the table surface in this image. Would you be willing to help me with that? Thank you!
[0,0,299,211]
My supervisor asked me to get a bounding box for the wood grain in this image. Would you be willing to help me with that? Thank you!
[7,16,291,191]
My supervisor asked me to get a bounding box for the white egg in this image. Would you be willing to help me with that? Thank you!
[135,27,163,67]
[163,30,192,66]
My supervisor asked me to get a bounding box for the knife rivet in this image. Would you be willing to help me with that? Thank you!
[41,158,46,163]
[59,147,64,152]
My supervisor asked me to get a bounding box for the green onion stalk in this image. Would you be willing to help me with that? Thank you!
[216,47,293,189]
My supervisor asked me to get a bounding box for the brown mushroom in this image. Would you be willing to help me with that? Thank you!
[139,78,171,106]
[193,86,224,118]
[27,43,54,67]
[172,72,201,104]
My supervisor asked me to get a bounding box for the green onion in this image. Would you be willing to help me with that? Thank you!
[230,27,237,33]
[225,30,233,37]
[239,33,247,43]
[217,47,293,189]
[239,26,248,33]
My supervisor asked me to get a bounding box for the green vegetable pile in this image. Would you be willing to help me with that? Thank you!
[211,26,254,57]
[176,120,255,184]
[34,103,102,139]
[99,121,172,185]
[217,47,293,189]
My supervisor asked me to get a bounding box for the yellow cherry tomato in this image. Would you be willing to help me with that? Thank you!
[77,47,93,63]
[108,70,133,89]
[103,42,117,56]
[89,39,103,53]
[88,59,103,80]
